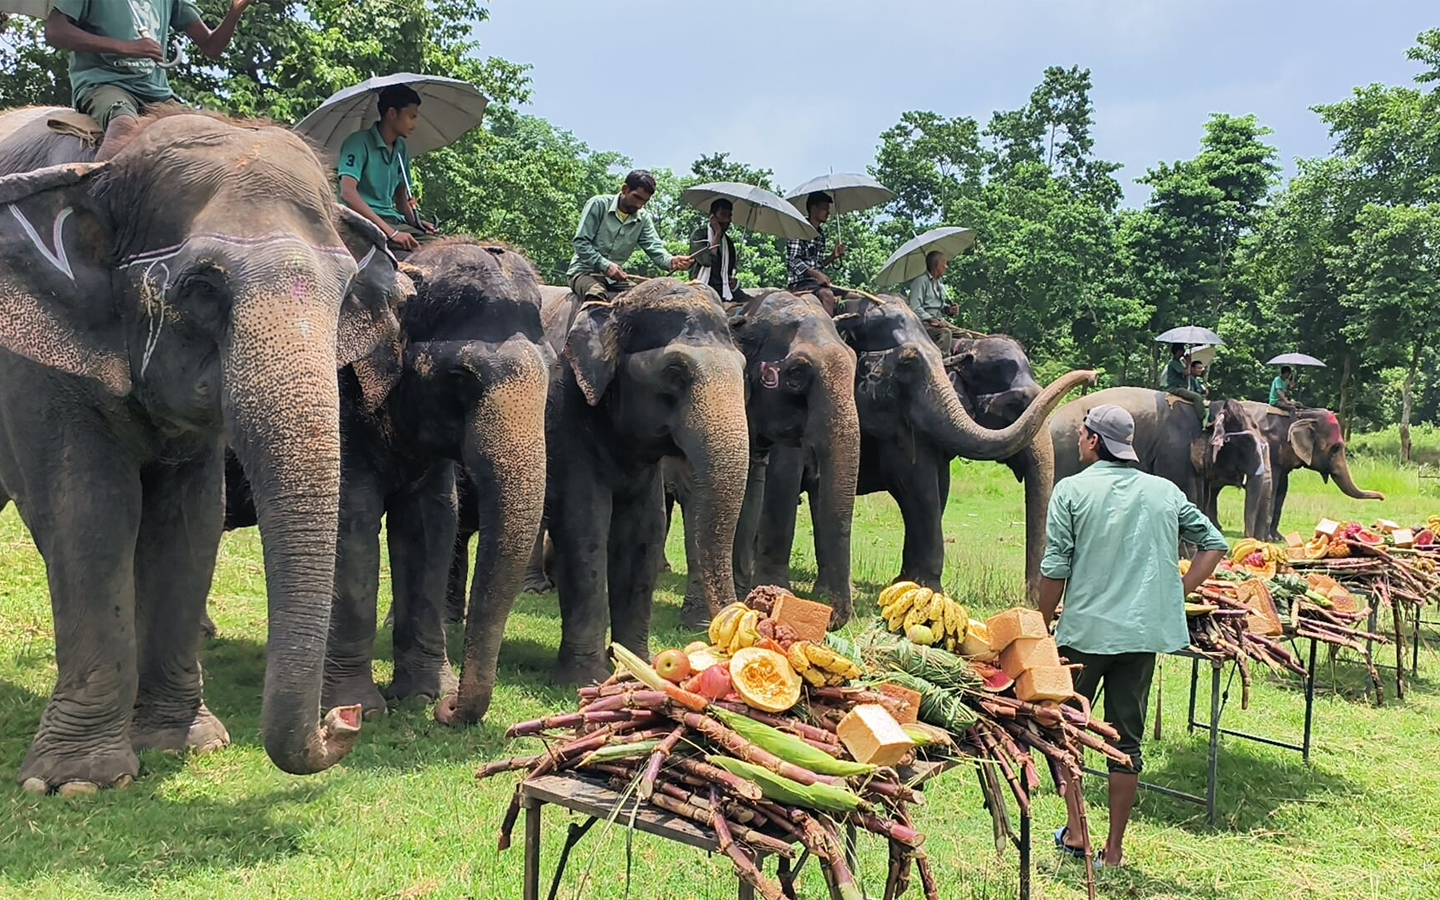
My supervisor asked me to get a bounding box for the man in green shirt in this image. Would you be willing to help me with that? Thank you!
[1162,342,1205,426]
[1040,404,1226,869]
[45,1,254,162]
[568,170,693,301]
[907,250,958,353]
[1270,366,1298,411]
[688,198,749,304]
[338,84,437,255]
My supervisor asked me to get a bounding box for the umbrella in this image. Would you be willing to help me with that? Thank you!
[1155,326,1224,346]
[680,182,818,241]
[1190,345,1218,367]
[874,226,977,286]
[784,173,895,216]
[294,73,488,159]
[1267,353,1326,368]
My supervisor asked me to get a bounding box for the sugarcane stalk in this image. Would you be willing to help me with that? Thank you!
[883,838,905,900]
[638,724,687,800]
[815,818,864,900]
[712,702,843,745]
[672,708,844,786]
[647,790,797,860]
[573,689,670,714]
[668,756,766,802]
[708,787,787,900]
[475,754,541,780]
[846,810,924,847]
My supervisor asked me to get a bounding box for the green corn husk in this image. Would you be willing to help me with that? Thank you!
[706,756,865,813]
[881,671,979,733]
[579,740,660,766]
[854,631,980,691]
[711,707,875,777]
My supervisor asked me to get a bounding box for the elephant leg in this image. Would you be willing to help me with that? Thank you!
[13,430,142,793]
[886,448,946,590]
[609,471,666,655]
[385,462,460,704]
[521,525,553,594]
[731,457,767,601]
[445,526,474,625]
[1270,470,1291,539]
[131,448,231,756]
[551,473,614,686]
[753,446,804,590]
[323,461,388,717]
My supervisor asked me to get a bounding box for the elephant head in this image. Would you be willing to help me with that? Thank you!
[835,297,1095,461]
[1207,400,1273,539]
[729,290,859,612]
[556,280,750,620]
[1286,408,1383,501]
[0,112,405,774]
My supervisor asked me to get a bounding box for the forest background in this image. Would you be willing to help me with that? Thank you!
[2,2,1437,456]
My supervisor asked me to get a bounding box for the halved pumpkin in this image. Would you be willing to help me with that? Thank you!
[729,647,803,713]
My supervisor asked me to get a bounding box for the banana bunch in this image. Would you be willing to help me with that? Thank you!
[708,602,763,654]
[786,640,862,687]
[875,581,969,652]
[1230,538,1285,566]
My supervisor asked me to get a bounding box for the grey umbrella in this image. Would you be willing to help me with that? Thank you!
[874,226,977,286]
[294,73,488,159]
[681,182,818,240]
[1155,326,1225,346]
[784,173,895,216]
[1267,353,1327,368]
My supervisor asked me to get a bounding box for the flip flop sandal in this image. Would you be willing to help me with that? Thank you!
[1053,826,1087,860]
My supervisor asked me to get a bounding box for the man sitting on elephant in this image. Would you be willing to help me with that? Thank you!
[45,0,254,162]
[907,250,957,352]
[786,191,846,314]
[338,84,438,255]
[1163,342,1206,426]
[1270,366,1299,412]
[569,169,693,301]
[689,197,749,303]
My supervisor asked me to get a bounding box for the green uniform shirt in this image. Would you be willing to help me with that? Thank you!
[337,125,413,224]
[907,273,947,318]
[1269,376,1289,405]
[568,193,672,279]
[53,0,201,107]
[1041,461,1228,655]
[1188,375,1207,394]
[1163,357,1189,390]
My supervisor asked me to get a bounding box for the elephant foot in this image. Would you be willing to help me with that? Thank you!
[551,655,613,688]
[200,613,218,640]
[381,605,395,629]
[18,735,139,797]
[131,703,231,755]
[522,571,554,595]
[385,658,459,707]
[825,600,854,631]
[678,596,711,631]
[323,672,389,720]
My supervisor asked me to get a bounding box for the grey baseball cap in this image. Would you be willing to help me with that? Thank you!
[1084,404,1139,461]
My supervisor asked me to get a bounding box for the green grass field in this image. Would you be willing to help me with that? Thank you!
[3,456,1440,899]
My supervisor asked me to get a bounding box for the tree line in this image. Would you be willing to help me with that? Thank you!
[1,3,1436,453]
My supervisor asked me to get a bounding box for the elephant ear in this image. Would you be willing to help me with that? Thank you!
[1288,420,1316,467]
[334,204,406,367]
[0,162,129,394]
[563,299,617,405]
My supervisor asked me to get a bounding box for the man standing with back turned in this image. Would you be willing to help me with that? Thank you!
[1039,404,1227,869]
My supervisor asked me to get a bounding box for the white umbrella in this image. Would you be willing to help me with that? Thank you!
[784,173,895,215]
[1189,344,1217,367]
[680,182,818,240]
[294,73,488,159]
[1267,353,1326,368]
[1155,325,1225,346]
[874,226,977,286]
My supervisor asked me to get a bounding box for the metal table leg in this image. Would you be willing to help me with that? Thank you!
[1187,656,1200,733]
[1302,637,1317,763]
[1018,778,1031,900]
[1206,662,1220,829]
[522,798,541,900]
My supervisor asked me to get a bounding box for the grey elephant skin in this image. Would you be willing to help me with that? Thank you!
[542,280,749,685]
[668,290,860,625]
[1048,388,1274,538]
[1238,402,1383,541]
[0,107,404,793]
[766,298,1092,596]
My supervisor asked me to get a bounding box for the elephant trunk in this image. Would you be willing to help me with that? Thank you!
[930,360,1096,461]
[1330,449,1384,501]
[677,351,750,619]
[223,281,360,776]
[1243,467,1273,540]
[806,346,860,621]
[450,339,550,725]
[1021,436,1055,603]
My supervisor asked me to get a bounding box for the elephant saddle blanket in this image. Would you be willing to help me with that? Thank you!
[1161,393,1196,409]
[46,111,104,146]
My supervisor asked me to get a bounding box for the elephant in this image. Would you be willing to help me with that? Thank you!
[0,107,406,793]
[750,297,1094,597]
[1049,388,1274,538]
[543,279,749,685]
[1239,402,1384,540]
[667,290,859,625]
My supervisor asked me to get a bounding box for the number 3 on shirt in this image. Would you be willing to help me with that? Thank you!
[346,154,356,167]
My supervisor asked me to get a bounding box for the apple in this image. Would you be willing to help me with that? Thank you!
[653,648,692,684]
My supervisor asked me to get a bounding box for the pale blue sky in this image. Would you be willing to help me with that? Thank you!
[477,0,1434,206]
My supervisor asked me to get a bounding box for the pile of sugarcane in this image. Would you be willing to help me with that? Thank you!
[1187,584,1309,708]
[479,645,944,900]
[1290,553,1440,611]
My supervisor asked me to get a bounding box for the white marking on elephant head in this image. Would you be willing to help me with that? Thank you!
[759,360,781,389]
[8,204,74,281]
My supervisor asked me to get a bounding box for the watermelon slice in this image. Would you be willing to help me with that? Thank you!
[1417,529,1435,547]
[970,660,1014,693]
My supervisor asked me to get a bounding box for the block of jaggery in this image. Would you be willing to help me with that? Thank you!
[877,683,922,725]
[837,704,915,767]
[1014,666,1074,703]
[1393,529,1415,549]
[985,607,1047,653]
[1285,532,1305,548]
[770,594,832,643]
[1235,579,1283,637]
[998,636,1062,679]
[1375,519,1401,534]
[1315,518,1341,538]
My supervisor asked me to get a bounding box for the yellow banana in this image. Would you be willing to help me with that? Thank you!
[887,586,919,619]
[787,642,813,673]
[944,599,965,641]
[884,603,908,631]
[805,643,858,676]
[800,665,827,688]
[727,610,762,652]
[712,604,746,649]
[878,581,919,609]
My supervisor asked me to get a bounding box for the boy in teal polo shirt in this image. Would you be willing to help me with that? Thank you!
[45,1,254,161]
[338,84,437,254]
[1270,366,1298,411]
